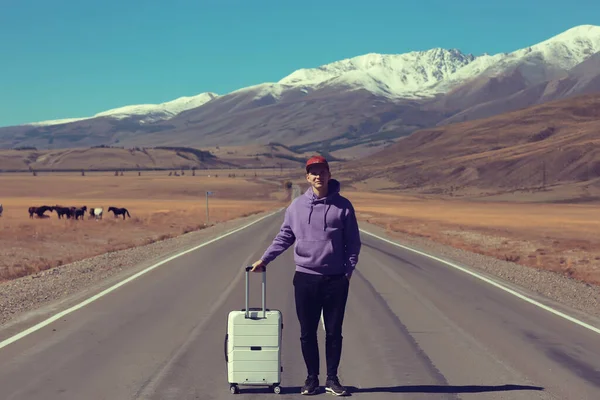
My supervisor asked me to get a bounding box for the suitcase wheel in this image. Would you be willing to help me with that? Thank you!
[229,384,239,394]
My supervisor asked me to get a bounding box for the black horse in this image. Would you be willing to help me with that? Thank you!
[108,206,131,220]
[54,206,73,219]
[29,205,53,218]
[74,206,88,220]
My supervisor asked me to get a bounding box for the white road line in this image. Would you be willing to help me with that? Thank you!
[0,210,282,351]
[359,228,600,335]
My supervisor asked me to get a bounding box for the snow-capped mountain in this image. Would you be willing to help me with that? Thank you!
[278,49,476,98]
[512,24,600,69]
[431,24,600,92]
[205,25,600,104]
[277,24,600,97]
[27,92,218,127]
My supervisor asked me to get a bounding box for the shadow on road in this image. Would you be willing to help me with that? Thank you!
[348,384,544,394]
[236,383,544,395]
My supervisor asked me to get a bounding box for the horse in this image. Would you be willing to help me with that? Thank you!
[29,205,53,218]
[73,206,88,220]
[54,205,74,219]
[108,206,131,220]
[89,207,103,220]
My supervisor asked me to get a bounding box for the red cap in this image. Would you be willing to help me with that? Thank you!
[305,155,329,172]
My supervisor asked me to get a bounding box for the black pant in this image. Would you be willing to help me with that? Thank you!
[293,271,350,378]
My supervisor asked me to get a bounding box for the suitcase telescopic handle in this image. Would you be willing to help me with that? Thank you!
[244,266,266,319]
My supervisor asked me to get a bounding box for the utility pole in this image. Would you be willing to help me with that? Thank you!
[587,162,590,181]
[206,191,213,225]
[585,150,590,181]
[541,161,546,189]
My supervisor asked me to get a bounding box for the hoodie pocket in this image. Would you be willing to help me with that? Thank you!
[294,239,337,267]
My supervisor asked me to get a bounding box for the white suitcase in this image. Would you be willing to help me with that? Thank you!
[225,266,283,394]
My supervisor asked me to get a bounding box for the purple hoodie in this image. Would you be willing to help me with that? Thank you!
[260,179,361,277]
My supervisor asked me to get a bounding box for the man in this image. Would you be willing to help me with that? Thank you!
[250,155,361,396]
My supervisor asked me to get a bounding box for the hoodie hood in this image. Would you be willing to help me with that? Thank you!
[304,179,341,230]
[304,179,341,202]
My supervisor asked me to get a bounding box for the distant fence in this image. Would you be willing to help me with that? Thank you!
[0,165,300,173]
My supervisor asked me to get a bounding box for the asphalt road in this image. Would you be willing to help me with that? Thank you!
[1,210,599,399]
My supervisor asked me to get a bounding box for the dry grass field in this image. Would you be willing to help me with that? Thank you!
[4,165,599,290]
[348,190,600,286]
[0,171,289,281]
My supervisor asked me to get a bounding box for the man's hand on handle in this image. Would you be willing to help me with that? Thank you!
[250,260,266,272]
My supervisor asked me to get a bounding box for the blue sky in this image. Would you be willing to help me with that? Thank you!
[1,0,599,126]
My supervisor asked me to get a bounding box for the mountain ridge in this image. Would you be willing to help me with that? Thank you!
[19,24,600,128]
[1,24,599,159]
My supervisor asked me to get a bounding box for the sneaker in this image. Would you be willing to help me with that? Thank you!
[301,375,319,395]
[325,376,347,396]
